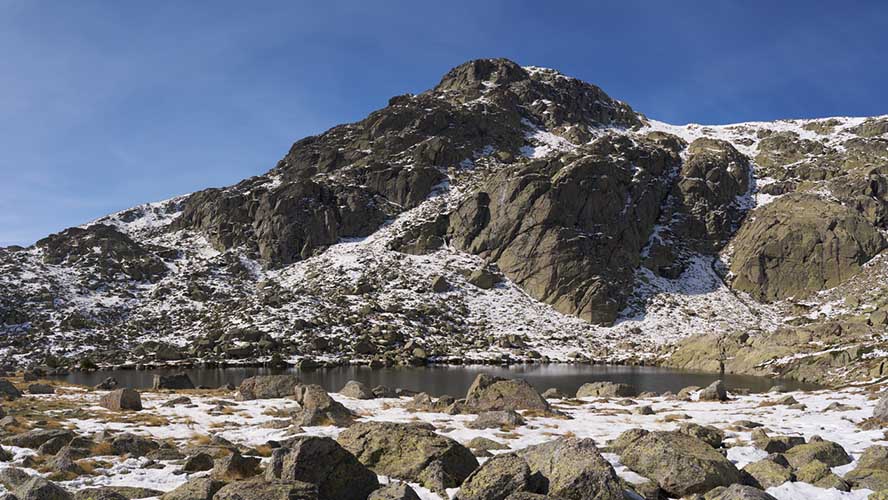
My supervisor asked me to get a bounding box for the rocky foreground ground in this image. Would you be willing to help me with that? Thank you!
[0,373,887,499]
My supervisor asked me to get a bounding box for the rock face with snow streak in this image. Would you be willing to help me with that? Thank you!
[3,57,888,382]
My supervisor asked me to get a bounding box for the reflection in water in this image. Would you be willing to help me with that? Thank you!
[57,364,819,396]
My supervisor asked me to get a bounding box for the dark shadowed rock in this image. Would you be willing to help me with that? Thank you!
[0,380,21,400]
[160,477,226,500]
[0,467,72,500]
[212,450,261,481]
[265,435,378,500]
[110,433,160,457]
[152,373,195,390]
[100,388,142,411]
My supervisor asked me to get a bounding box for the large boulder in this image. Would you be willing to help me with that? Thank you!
[857,445,888,471]
[783,438,852,469]
[266,436,378,500]
[575,382,636,398]
[467,410,526,429]
[0,467,72,500]
[368,483,421,500]
[456,453,533,500]
[74,488,128,500]
[160,477,226,500]
[874,393,888,422]
[236,375,301,400]
[698,380,727,401]
[464,373,550,413]
[741,457,792,489]
[110,433,160,457]
[704,484,777,500]
[619,431,741,496]
[2,429,74,449]
[99,388,142,411]
[212,450,261,481]
[729,194,885,301]
[212,479,317,500]
[518,437,624,500]
[152,373,195,390]
[337,421,479,495]
[0,379,21,400]
[293,384,355,426]
[339,380,375,400]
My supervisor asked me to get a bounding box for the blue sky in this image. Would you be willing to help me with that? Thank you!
[2,1,887,246]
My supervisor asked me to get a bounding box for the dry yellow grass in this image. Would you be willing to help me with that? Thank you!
[254,444,274,457]
[90,441,114,456]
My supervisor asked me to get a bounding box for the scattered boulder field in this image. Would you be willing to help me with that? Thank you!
[0,372,886,500]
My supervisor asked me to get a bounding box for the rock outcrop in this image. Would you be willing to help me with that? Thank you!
[730,194,885,301]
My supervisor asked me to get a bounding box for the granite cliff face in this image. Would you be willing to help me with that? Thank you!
[2,58,888,383]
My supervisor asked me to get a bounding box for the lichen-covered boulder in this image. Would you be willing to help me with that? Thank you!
[741,457,793,489]
[857,445,888,471]
[236,375,301,400]
[266,436,378,500]
[619,431,741,496]
[367,483,421,500]
[464,374,550,413]
[518,437,624,500]
[784,439,852,469]
[704,484,777,500]
[159,477,226,500]
[456,453,533,500]
[730,194,885,301]
[678,422,724,448]
[575,382,636,398]
[794,459,850,491]
[337,421,478,495]
[212,479,317,500]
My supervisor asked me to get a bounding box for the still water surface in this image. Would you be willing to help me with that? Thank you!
[58,364,819,396]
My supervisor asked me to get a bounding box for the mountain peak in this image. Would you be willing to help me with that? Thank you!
[434,58,529,93]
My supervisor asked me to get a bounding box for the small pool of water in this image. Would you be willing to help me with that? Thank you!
[56,364,820,396]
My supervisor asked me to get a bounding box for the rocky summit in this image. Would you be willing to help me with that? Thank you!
[2,58,888,385]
